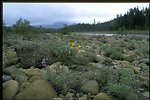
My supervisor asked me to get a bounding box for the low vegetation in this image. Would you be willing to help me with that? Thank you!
[3,16,149,100]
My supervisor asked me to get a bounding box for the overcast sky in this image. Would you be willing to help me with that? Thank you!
[3,3,149,26]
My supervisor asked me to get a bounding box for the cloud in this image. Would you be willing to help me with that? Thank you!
[3,3,149,25]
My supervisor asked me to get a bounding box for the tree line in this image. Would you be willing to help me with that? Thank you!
[3,6,149,35]
[60,6,149,33]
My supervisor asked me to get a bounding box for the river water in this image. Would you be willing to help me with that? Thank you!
[77,33,149,40]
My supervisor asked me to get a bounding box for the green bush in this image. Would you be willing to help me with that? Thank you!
[94,66,135,99]
[48,42,95,65]
[70,49,96,65]
[48,42,70,63]
[42,70,84,94]
[108,67,135,99]
[108,83,133,99]
[100,45,123,60]
[15,41,55,68]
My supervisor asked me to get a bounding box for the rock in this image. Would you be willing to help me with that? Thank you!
[3,80,19,100]
[132,61,139,66]
[82,71,95,80]
[126,92,140,100]
[68,96,74,100]
[3,66,28,84]
[94,92,112,100]
[138,63,149,70]
[136,75,149,82]
[80,78,89,86]
[123,51,136,62]
[78,94,87,100]
[19,82,31,92]
[28,76,41,83]
[15,79,57,99]
[15,75,28,84]
[142,91,149,98]
[66,92,74,98]
[3,75,12,82]
[80,80,99,95]
[95,54,105,63]
[52,98,62,100]
[45,62,69,73]
[24,68,41,77]
[119,60,131,66]
[140,59,149,65]
[130,66,141,74]
[87,62,97,68]
[103,57,113,66]
[3,50,18,67]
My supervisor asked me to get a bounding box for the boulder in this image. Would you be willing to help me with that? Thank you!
[45,62,69,73]
[142,91,149,98]
[78,94,87,100]
[3,50,18,68]
[130,66,141,74]
[3,80,19,100]
[3,75,12,82]
[19,82,31,92]
[136,75,149,82]
[15,79,57,99]
[52,98,62,100]
[24,68,41,77]
[123,51,136,62]
[3,66,28,84]
[94,92,112,100]
[95,54,105,63]
[80,80,99,95]
[138,63,149,70]
[28,76,41,83]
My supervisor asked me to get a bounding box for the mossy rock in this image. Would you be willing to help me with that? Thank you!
[3,50,19,68]
[24,68,41,77]
[94,92,112,100]
[19,82,31,92]
[3,75,12,82]
[3,80,19,100]
[80,80,99,95]
[45,62,69,73]
[123,51,136,62]
[14,80,57,99]
[3,66,28,84]
[15,41,57,68]
[28,76,42,83]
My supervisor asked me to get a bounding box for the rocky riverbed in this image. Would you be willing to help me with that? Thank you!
[3,32,149,100]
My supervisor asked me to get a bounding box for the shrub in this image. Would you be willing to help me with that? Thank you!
[138,45,149,58]
[48,41,88,65]
[107,67,135,99]
[15,41,55,68]
[41,70,84,94]
[94,66,135,99]
[70,49,96,65]
[100,45,123,60]
[108,83,133,99]
[48,42,70,63]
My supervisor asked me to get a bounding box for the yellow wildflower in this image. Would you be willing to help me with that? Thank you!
[77,45,81,49]
[71,42,75,47]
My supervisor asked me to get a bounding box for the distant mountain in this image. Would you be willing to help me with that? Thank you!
[33,22,73,29]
